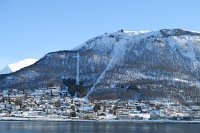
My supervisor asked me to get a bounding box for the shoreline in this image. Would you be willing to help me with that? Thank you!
[0,117,200,124]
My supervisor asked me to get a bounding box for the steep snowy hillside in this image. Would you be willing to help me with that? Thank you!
[1,29,200,104]
[0,58,38,74]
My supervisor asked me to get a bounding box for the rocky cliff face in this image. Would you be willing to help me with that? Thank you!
[1,29,200,104]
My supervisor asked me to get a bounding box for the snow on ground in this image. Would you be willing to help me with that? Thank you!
[122,30,151,35]
[82,29,200,97]
[0,117,200,123]
[129,113,150,120]
[86,36,127,98]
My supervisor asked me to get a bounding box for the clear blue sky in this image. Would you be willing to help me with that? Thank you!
[0,0,200,69]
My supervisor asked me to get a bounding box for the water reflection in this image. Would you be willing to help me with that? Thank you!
[0,121,200,133]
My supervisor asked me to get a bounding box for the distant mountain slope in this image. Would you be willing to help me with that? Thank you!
[0,58,38,74]
[1,29,200,104]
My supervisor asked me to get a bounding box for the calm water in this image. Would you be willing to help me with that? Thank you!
[0,121,200,133]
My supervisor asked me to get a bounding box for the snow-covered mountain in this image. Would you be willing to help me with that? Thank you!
[1,29,200,104]
[0,58,38,74]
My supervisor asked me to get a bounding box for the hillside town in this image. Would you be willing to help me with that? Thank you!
[0,86,200,121]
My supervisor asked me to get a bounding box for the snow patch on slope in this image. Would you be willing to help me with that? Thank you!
[83,29,200,98]
[122,30,151,35]
[86,37,127,98]
[75,30,156,51]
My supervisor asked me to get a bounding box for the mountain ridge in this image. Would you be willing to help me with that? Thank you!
[0,58,38,75]
[1,29,200,104]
